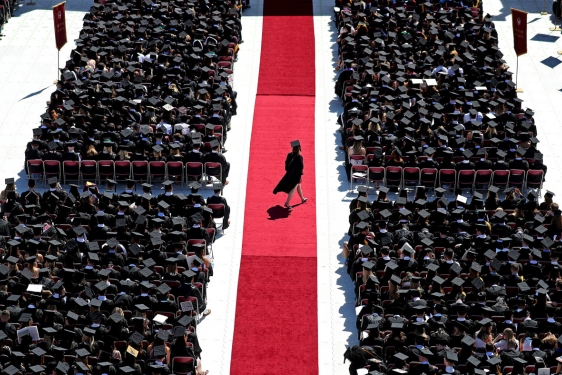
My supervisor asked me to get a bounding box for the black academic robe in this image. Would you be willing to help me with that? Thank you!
[273,152,303,194]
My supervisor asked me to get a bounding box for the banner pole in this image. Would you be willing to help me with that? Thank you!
[58,50,60,80]
[516,56,523,93]
[541,0,547,15]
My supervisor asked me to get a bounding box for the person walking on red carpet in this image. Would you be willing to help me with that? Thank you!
[273,140,308,209]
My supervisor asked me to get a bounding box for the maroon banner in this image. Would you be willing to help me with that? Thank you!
[53,2,67,51]
[511,8,528,56]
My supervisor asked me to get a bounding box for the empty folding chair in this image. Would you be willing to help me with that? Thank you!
[420,168,438,190]
[148,161,166,183]
[62,161,80,185]
[402,167,420,186]
[43,160,61,184]
[368,167,385,189]
[186,162,203,182]
[131,161,148,182]
[167,161,184,185]
[457,169,475,190]
[491,170,510,190]
[508,169,525,190]
[438,169,456,190]
[97,160,115,183]
[27,160,44,182]
[204,162,222,187]
[526,169,544,191]
[80,160,97,184]
[474,169,492,190]
[385,166,402,189]
[115,161,132,182]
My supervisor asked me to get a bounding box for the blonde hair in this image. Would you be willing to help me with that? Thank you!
[86,144,98,157]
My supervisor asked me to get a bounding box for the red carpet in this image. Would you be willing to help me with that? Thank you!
[230,0,317,373]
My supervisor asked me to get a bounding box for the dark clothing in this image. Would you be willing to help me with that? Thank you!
[273,152,304,194]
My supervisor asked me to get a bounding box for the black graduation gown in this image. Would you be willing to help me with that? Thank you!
[273,152,303,194]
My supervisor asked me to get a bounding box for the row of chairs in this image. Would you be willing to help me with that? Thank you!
[350,165,545,193]
[27,159,222,188]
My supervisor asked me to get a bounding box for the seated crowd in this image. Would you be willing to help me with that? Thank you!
[0,0,15,40]
[335,1,546,185]
[0,0,244,374]
[335,1,561,375]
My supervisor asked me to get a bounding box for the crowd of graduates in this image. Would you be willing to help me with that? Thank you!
[1,0,245,374]
[0,0,15,40]
[334,0,562,374]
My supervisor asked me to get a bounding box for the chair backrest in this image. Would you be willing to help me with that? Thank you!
[186,162,203,177]
[187,239,206,249]
[131,161,147,168]
[27,160,43,173]
[494,170,509,176]
[526,170,544,186]
[44,160,60,169]
[440,169,455,175]
[191,124,206,132]
[476,169,492,176]
[459,169,475,176]
[172,356,194,374]
[420,168,437,178]
[205,162,221,174]
[208,203,225,218]
[148,161,166,174]
[167,161,183,169]
[403,167,420,174]
[403,167,420,180]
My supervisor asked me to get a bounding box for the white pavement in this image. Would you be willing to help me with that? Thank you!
[0,0,90,191]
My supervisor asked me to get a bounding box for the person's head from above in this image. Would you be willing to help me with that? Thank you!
[290,139,301,154]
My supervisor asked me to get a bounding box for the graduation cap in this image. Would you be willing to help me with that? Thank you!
[3,366,21,375]
[487,356,501,366]
[542,236,554,249]
[430,275,445,286]
[108,312,124,324]
[471,277,485,290]
[157,283,171,295]
[18,313,32,323]
[175,314,194,328]
[125,345,139,358]
[29,365,45,374]
[467,356,481,367]
[385,260,398,271]
[75,348,90,358]
[425,262,439,272]
[461,335,475,346]
[153,344,167,357]
[451,277,465,287]
[31,347,46,357]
